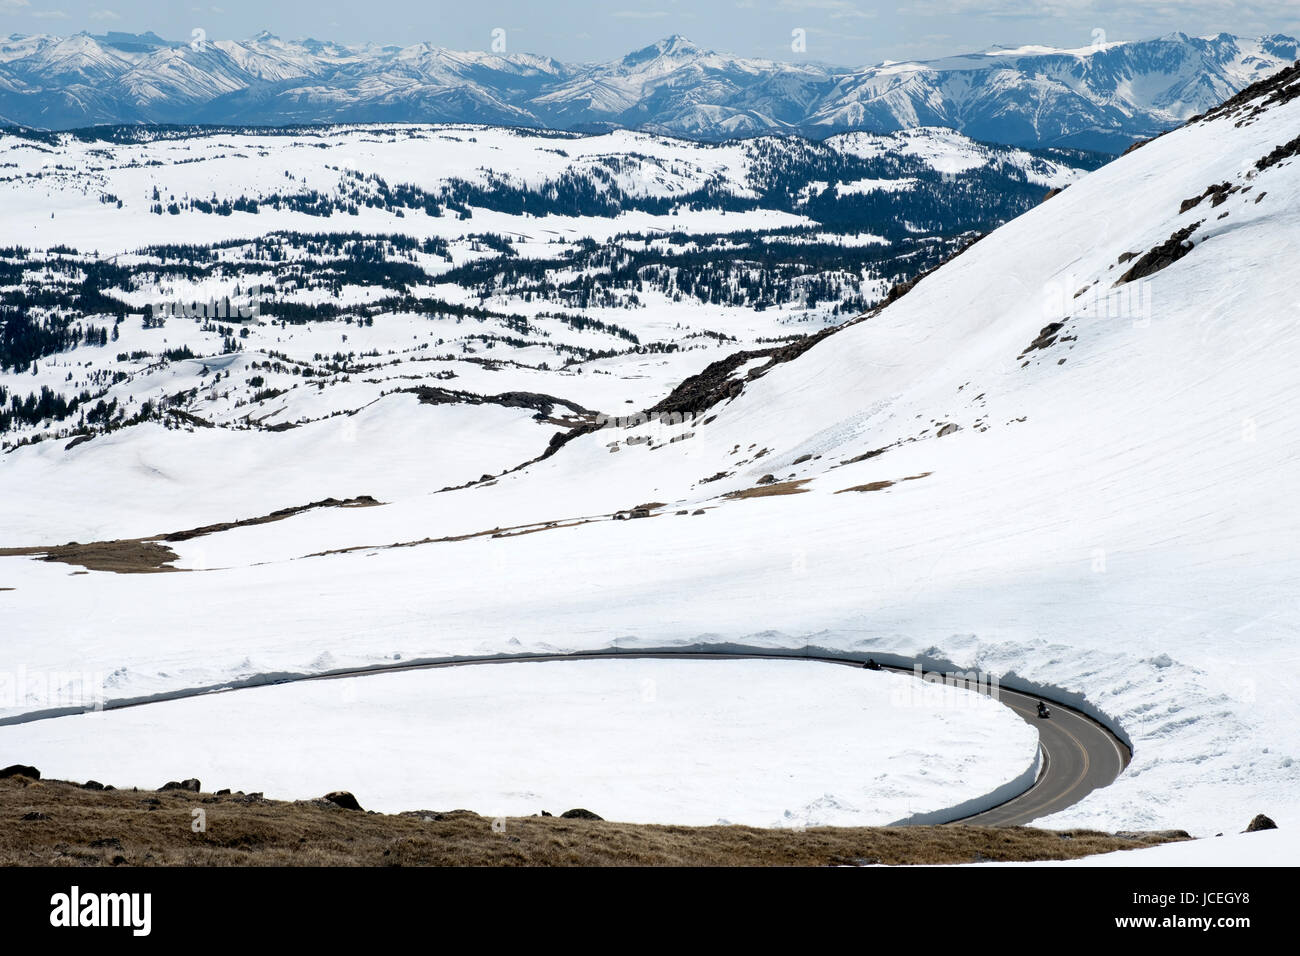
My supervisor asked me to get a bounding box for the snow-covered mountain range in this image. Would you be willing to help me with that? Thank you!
[0,30,1295,151]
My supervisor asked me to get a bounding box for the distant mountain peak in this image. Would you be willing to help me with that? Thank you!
[623,34,704,66]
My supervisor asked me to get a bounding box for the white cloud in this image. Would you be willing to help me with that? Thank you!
[90,8,121,21]
[31,9,70,18]
[0,0,32,13]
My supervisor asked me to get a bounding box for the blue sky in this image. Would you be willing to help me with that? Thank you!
[2,0,1298,65]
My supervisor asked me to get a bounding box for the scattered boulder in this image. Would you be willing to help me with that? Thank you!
[158,778,201,793]
[323,790,364,811]
[81,780,105,791]
[1018,321,1066,358]
[21,811,47,821]
[1246,813,1278,832]
[1179,182,1232,213]
[1255,133,1300,174]
[1115,222,1200,284]
[936,423,960,437]
[756,474,776,485]
[613,507,651,520]
[560,808,603,821]
[792,454,813,465]
[841,447,887,465]
[0,764,40,780]
[692,509,705,515]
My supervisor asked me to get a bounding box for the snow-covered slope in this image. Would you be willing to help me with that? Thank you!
[0,31,1294,151]
[3,63,1299,835]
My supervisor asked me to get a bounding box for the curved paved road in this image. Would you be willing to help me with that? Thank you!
[294,648,1131,827]
[5,647,1131,827]
[941,679,1130,825]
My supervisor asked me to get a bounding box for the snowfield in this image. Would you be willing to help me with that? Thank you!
[991,827,1293,866]
[0,395,546,545]
[0,658,1039,827]
[3,61,1300,849]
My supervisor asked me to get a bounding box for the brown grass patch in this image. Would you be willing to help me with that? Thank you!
[0,495,384,574]
[161,495,381,542]
[837,480,895,494]
[724,479,811,500]
[836,473,932,495]
[0,777,1187,867]
[0,540,182,574]
[305,514,605,558]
